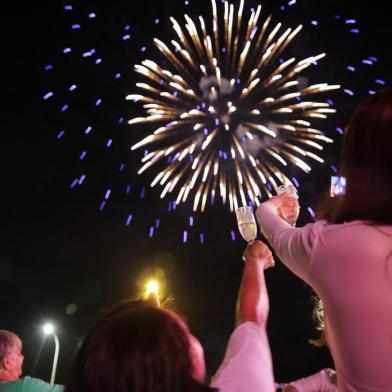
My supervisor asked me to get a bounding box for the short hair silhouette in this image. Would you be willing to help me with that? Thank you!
[0,330,20,366]
[65,300,213,392]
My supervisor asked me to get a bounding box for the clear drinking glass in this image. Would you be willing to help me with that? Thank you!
[235,206,257,243]
[277,184,298,197]
[277,184,299,225]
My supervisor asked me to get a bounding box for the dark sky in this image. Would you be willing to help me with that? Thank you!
[2,0,391,386]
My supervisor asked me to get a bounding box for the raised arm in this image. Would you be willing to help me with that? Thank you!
[210,240,275,392]
[256,194,323,284]
[237,240,275,326]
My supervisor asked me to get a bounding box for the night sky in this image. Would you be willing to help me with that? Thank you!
[3,0,391,386]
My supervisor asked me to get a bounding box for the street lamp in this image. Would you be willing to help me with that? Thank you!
[42,323,59,385]
[144,279,161,306]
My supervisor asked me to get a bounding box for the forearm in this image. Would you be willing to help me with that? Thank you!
[237,257,269,326]
[282,385,299,392]
[256,202,320,284]
[257,202,293,243]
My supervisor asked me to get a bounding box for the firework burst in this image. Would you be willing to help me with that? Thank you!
[41,0,387,242]
[127,0,340,212]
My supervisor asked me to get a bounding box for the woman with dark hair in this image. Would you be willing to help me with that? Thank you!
[65,241,276,392]
[256,88,392,392]
[65,300,211,392]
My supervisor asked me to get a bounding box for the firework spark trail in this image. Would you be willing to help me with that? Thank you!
[41,1,387,242]
[127,0,340,212]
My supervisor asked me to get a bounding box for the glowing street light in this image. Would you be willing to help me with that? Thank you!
[144,279,160,306]
[42,323,59,385]
[145,279,159,296]
[43,323,54,335]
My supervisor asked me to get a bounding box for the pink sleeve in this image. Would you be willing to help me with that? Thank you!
[256,202,324,284]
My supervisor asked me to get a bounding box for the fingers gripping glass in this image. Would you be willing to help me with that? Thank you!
[235,206,257,243]
[277,184,299,226]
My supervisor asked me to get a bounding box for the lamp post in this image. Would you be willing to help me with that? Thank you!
[42,323,59,385]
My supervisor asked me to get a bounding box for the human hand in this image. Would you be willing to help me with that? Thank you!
[258,192,300,226]
[242,240,275,269]
[278,192,300,225]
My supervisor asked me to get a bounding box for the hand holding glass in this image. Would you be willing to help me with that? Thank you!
[277,184,299,225]
[235,206,257,243]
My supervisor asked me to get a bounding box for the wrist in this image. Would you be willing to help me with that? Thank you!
[243,255,267,263]
[243,254,274,270]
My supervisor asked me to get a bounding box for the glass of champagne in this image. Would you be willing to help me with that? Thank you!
[235,206,257,243]
[277,184,297,197]
[277,184,299,225]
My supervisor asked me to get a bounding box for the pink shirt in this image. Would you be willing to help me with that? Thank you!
[257,203,392,392]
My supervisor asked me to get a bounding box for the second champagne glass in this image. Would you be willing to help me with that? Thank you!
[235,206,257,243]
[277,184,299,225]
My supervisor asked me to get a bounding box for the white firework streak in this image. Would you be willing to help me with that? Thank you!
[127,0,340,212]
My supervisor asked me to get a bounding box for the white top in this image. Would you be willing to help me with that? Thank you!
[257,203,392,392]
[289,368,338,392]
[210,322,275,392]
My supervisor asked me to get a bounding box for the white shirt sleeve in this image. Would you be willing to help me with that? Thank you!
[288,368,338,392]
[210,322,275,392]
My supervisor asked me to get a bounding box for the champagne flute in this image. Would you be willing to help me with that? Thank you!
[277,184,298,197]
[277,184,299,225]
[235,206,257,243]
